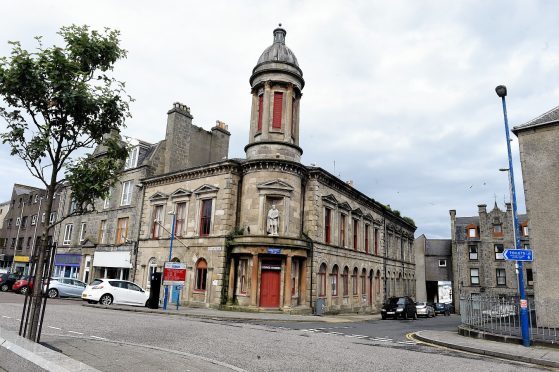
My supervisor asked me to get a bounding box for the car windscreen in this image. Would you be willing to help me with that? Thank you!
[389,298,406,305]
[90,279,103,286]
[435,303,445,308]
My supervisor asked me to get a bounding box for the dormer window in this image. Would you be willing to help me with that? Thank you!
[466,224,479,238]
[125,146,139,169]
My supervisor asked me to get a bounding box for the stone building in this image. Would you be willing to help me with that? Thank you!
[450,203,532,313]
[54,104,230,282]
[414,235,452,304]
[135,26,416,314]
[0,184,62,274]
[513,106,559,327]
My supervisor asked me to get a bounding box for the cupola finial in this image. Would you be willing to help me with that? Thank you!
[273,24,286,44]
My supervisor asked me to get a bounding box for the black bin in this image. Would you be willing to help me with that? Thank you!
[147,272,162,309]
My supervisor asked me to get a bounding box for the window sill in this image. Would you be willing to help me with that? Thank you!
[193,290,207,293]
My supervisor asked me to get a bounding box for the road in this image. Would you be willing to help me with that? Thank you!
[0,292,544,371]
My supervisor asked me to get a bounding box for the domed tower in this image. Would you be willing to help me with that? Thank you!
[245,25,304,162]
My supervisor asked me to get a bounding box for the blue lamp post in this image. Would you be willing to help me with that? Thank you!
[162,211,176,311]
[495,85,530,347]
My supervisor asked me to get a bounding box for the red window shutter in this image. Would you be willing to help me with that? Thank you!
[272,92,283,129]
[257,95,263,132]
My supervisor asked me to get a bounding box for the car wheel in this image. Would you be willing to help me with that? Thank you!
[413,311,417,320]
[19,286,29,295]
[381,314,386,320]
[47,288,58,299]
[99,294,113,306]
[403,311,408,320]
[0,284,8,292]
[145,300,150,307]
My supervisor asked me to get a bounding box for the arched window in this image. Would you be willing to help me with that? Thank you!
[195,259,208,291]
[361,268,367,296]
[352,267,358,296]
[342,266,349,296]
[330,265,339,297]
[318,263,327,297]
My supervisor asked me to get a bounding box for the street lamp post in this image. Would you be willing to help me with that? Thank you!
[495,85,530,347]
[162,211,176,311]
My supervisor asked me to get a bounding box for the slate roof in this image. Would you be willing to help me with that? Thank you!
[425,239,451,256]
[513,105,559,133]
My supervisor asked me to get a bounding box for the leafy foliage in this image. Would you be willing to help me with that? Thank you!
[0,25,132,215]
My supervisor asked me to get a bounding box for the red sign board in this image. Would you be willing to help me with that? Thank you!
[163,262,187,286]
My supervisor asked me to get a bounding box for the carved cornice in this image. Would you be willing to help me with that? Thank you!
[142,160,242,187]
[241,159,308,179]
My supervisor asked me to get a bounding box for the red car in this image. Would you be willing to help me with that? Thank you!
[12,276,34,294]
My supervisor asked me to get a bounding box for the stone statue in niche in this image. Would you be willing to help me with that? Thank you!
[267,204,279,236]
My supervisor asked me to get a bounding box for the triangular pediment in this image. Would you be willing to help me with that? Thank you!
[149,192,169,201]
[170,188,192,198]
[352,208,364,217]
[193,184,220,194]
[338,202,352,211]
[257,179,294,192]
[321,194,339,205]
[363,213,374,222]
[81,238,96,248]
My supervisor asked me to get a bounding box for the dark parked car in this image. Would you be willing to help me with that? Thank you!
[434,302,451,316]
[0,273,22,292]
[381,296,417,320]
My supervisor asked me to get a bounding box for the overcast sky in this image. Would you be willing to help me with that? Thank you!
[1,1,558,239]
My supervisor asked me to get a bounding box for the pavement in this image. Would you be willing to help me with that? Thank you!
[83,303,559,369]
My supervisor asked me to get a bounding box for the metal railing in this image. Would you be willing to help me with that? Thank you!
[460,295,559,344]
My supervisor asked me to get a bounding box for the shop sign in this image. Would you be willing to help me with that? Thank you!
[14,255,30,263]
[261,264,281,271]
[267,248,281,255]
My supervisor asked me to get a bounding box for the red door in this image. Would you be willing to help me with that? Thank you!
[260,269,281,308]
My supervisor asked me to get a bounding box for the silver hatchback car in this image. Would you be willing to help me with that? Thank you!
[45,277,87,298]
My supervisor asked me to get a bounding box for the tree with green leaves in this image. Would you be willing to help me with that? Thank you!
[0,25,132,341]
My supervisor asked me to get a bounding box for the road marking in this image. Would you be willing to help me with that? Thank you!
[68,330,83,335]
[371,337,393,342]
[2,316,11,319]
[90,335,108,340]
[344,334,360,338]
[48,326,62,330]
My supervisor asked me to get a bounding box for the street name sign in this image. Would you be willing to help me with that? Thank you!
[163,262,187,285]
[503,249,533,262]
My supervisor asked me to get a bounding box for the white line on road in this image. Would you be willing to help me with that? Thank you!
[47,326,62,330]
[1,316,11,319]
[68,330,83,335]
[90,335,108,340]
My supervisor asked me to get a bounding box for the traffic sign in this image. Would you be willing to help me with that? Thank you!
[503,249,533,261]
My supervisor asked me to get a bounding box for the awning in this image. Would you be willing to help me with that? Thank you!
[14,255,30,263]
[92,251,132,268]
[54,254,82,267]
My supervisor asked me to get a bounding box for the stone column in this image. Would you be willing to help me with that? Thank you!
[250,254,259,306]
[262,81,272,138]
[227,256,236,304]
[284,255,292,308]
[285,84,293,142]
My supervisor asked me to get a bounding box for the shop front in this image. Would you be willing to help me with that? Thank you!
[53,254,82,278]
[13,255,30,275]
[92,251,131,280]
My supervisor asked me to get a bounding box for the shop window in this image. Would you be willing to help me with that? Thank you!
[494,244,504,260]
[318,263,327,297]
[342,266,349,297]
[63,224,73,245]
[496,268,506,286]
[195,259,208,291]
[469,245,478,260]
[239,259,248,294]
[470,268,479,285]
[199,199,212,236]
[174,202,186,237]
[116,218,129,245]
[152,205,163,239]
[330,265,338,297]
[324,207,331,244]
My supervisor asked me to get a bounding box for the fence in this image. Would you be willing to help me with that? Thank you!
[460,295,559,344]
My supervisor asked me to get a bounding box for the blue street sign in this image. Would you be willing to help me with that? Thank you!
[267,248,281,254]
[504,249,533,262]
